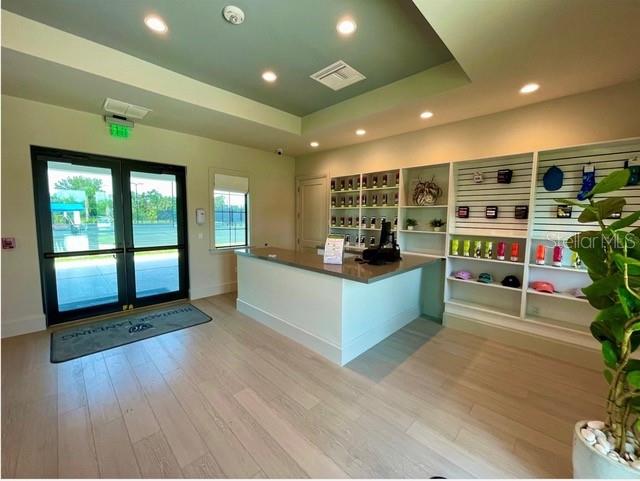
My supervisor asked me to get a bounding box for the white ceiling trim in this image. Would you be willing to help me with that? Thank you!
[1,10,301,135]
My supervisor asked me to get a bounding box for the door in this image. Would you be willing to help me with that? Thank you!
[296,176,327,250]
[32,147,188,325]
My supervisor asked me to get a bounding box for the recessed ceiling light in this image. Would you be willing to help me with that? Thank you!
[420,111,434,119]
[262,71,277,82]
[144,15,168,33]
[310,141,319,148]
[355,129,366,136]
[520,83,540,94]
[337,19,357,35]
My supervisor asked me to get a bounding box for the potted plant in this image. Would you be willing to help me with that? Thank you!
[556,169,640,477]
[406,218,418,231]
[430,218,446,232]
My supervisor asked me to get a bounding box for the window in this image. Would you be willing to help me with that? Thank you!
[213,173,249,248]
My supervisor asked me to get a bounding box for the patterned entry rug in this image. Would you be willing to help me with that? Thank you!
[50,303,211,363]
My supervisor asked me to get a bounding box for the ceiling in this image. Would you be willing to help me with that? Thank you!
[2,0,640,156]
[1,0,454,116]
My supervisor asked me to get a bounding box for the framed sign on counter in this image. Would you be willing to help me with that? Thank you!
[323,234,345,265]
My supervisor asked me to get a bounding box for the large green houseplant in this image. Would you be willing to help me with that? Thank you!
[557,169,640,474]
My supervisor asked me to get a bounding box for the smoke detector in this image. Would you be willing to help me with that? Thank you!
[223,5,245,25]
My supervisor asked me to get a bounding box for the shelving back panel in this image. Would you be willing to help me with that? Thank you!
[453,153,534,236]
[402,163,450,207]
[533,140,640,239]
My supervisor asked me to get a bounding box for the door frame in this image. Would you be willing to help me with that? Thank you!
[295,174,328,251]
[31,146,189,326]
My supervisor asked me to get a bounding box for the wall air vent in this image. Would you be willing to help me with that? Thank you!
[310,60,366,91]
[103,98,152,120]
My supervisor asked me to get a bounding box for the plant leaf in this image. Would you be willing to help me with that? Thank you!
[567,231,608,277]
[588,170,631,197]
[555,198,590,208]
[617,287,640,318]
[604,369,613,384]
[602,340,618,369]
[578,207,599,223]
[627,371,640,389]
[583,274,624,298]
[610,210,640,230]
[590,320,615,343]
[595,197,626,221]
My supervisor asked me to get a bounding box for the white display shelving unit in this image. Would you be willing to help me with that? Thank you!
[326,137,640,351]
[329,169,400,250]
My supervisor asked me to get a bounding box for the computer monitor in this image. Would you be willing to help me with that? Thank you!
[378,221,392,249]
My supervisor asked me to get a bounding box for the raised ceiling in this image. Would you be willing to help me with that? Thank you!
[2,0,640,156]
[1,0,454,116]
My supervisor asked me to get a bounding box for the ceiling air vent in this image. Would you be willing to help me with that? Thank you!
[310,60,366,91]
[103,98,152,120]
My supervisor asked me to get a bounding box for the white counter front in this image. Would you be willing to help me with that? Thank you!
[235,248,437,365]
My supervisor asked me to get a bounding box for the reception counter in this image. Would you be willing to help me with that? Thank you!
[235,247,439,365]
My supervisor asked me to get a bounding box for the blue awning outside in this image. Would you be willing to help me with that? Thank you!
[51,202,85,212]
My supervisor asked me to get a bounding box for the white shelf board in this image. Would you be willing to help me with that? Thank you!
[528,263,588,274]
[451,230,528,239]
[524,315,593,338]
[331,206,359,210]
[400,204,448,209]
[330,226,358,230]
[399,229,446,235]
[445,298,521,320]
[448,276,522,292]
[330,189,360,194]
[448,255,524,266]
[361,186,399,191]
[360,206,399,209]
[526,288,589,303]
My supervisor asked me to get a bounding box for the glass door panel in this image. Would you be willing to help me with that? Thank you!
[131,172,178,248]
[48,161,116,252]
[125,166,187,305]
[54,254,119,311]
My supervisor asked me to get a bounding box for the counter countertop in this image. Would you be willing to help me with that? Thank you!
[235,247,440,284]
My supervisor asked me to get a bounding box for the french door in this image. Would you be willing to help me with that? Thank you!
[32,147,188,325]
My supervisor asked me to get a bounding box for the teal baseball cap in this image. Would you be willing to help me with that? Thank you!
[478,273,493,283]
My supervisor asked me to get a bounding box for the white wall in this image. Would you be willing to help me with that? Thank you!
[1,94,296,337]
[296,80,640,177]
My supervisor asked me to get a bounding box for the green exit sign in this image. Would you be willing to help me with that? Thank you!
[110,123,130,138]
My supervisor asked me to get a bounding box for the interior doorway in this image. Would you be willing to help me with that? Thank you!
[296,175,327,251]
[31,146,189,325]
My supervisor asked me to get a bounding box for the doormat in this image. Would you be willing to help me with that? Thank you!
[50,303,211,363]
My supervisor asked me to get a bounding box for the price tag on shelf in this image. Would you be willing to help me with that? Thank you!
[323,234,345,265]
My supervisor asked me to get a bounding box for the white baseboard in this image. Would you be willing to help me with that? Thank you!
[341,306,420,365]
[443,312,601,370]
[190,281,237,300]
[237,298,342,364]
[2,314,46,338]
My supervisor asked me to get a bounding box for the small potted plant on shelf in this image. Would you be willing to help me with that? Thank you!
[430,218,446,232]
[406,218,418,231]
[556,169,640,477]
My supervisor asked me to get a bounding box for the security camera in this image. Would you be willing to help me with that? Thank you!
[276,148,284,156]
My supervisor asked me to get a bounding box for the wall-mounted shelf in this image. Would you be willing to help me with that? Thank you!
[527,288,589,303]
[400,205,448,209]
[361,186,399,191]
[448,255,524,266]
[448,276,521,291]
[399,229,446,235]
[528,263,588,273]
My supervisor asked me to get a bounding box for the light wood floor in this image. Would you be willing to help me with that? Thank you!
[1,293,606,478]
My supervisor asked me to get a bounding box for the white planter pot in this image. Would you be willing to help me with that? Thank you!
[407,226,414,231]
[573,421,639,478]
[433,226,442,232]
